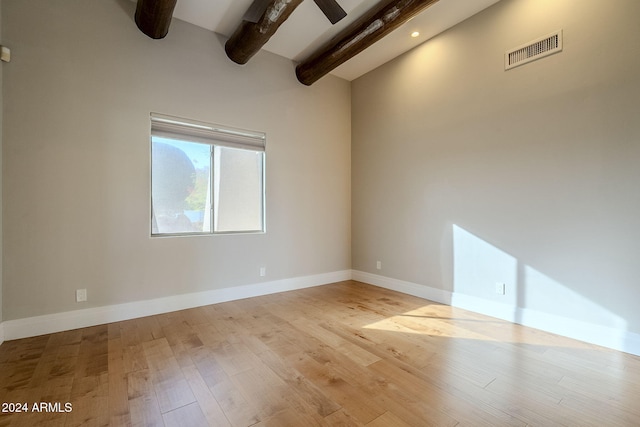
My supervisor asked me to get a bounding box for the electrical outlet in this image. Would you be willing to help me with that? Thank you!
[376,261,382,270]
[259,267,266,277]
[495,283,506,295]
[76,289,87,302]
[0,46,10,63]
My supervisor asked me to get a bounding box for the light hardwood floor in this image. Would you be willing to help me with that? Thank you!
[1,280,640,426]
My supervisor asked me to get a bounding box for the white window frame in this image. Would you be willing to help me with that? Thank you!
[150,113,266,236]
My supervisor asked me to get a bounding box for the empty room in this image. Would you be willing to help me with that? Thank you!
[1,0,639,425]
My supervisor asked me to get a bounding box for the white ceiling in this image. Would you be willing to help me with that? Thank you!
[172,0,501,81]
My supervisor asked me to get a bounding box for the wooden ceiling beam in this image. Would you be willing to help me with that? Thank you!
[225,0,305,65]
[296,0,439,85]
[135,0,178,39]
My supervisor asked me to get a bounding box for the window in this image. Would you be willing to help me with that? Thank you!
[150,113,265,236]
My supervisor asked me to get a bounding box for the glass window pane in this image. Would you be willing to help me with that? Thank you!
[152,138,211,235]
[214,146,264,232]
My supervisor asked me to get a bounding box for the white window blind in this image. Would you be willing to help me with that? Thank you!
[150,113,266,151]
[150,113,266,236]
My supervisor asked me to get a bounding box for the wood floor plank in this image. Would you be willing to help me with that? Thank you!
[229,367,290,419]
[209,375,262,427]
[290,317,381,367]
[1,280,640,426]
[106,337,130,425]
[126,368,164,427]
[162,401,209,427]
[258,406,322,427]
[239,335,342,418]
[366,411,411,427]
[181,364,231,427]
[128,395,164,427]
[289,352,385,424]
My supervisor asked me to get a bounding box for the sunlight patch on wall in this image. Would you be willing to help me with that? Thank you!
[452,225,517,306]
[451,224,627,342]
[522,266,626,330]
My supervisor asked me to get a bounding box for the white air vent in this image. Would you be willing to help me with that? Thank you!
[505,30,563,70]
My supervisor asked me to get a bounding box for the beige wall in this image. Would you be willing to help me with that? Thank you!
[2,0,351,320]
[352,0,640,332]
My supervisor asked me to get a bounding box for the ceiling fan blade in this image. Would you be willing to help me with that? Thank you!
[313,0,347,24]
[243,0,271,23]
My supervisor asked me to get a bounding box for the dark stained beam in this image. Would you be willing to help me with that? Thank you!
[296,0,439,85]
[135,0,178,39]
[225,0,304,65]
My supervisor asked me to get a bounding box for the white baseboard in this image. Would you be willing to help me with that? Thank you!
[352,270,640,357]
[4,269,640,358]
[2,270,351,342]
[352,270,453,304]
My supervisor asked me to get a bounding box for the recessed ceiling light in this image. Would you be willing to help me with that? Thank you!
[411,31,420,38]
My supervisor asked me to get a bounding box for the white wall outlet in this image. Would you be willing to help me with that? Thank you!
[0,46,10,63]
[76,288,87,302]
[376,261,382,270]
[495,282,506,295]
[259,266,266,277]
